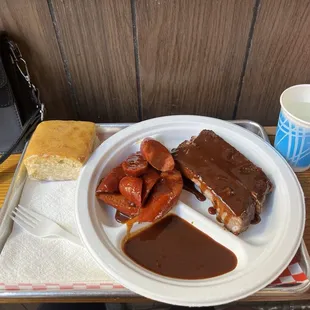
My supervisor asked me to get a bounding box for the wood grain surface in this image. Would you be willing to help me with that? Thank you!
[236,0,310,125]
[1,1,310,123]
[135,0,255,120]
[51,0,139,122]
[1,129,310,302]
[0,0,77,120]
[0,154,20,207]
[2,292,310,304]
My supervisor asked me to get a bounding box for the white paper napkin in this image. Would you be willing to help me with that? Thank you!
[0,177,115,284]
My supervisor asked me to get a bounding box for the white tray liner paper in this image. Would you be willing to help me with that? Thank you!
[0,177,114,283]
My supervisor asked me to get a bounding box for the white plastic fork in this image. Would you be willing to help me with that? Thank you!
[11,204,82,246]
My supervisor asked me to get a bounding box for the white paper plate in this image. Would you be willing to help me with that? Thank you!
[76,116,305,306]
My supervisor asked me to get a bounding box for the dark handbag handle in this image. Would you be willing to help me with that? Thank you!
[0,34,44,164]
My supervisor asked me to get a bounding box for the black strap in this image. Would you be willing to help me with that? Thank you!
[0,108,41,164]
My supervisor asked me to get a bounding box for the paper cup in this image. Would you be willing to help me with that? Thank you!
[274,84,310,172]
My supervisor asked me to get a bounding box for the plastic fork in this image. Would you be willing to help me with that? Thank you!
[11,204,82,246]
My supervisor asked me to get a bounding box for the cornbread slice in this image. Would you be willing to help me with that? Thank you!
[24,120,96,180]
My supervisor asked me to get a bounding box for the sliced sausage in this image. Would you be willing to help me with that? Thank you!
[97,193,139,217]
[141,167,160,204]
[96,165,125,193]
[140,138,175,172]
[122,152,148,177]
[137,169,183,222]
[119,176,143,207]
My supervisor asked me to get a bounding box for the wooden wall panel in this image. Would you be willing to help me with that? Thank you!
[135,0,255,120]
[0,0,77,120]
[1,1,309,124]
[236,0,310,125]
[51,0,139,122]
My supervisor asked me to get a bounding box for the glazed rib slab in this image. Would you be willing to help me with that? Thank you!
[173,130,272,235]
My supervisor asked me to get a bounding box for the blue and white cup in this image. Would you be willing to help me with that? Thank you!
[275,84,310,172]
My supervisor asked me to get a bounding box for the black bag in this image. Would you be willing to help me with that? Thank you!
[0,33,44,164]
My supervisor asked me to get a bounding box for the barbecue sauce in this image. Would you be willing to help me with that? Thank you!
[123,215,237,279]
[182,178,206,201]
[251,213,261,224]
[115,210,131,224]
[208,207,216,215]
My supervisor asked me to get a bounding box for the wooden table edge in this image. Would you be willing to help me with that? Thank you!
[0,293,310,304]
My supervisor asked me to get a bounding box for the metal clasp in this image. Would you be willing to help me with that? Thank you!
[9,41,31,87]
[8,40,45,120]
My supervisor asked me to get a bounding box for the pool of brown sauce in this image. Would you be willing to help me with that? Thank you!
[123,214,237,279]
